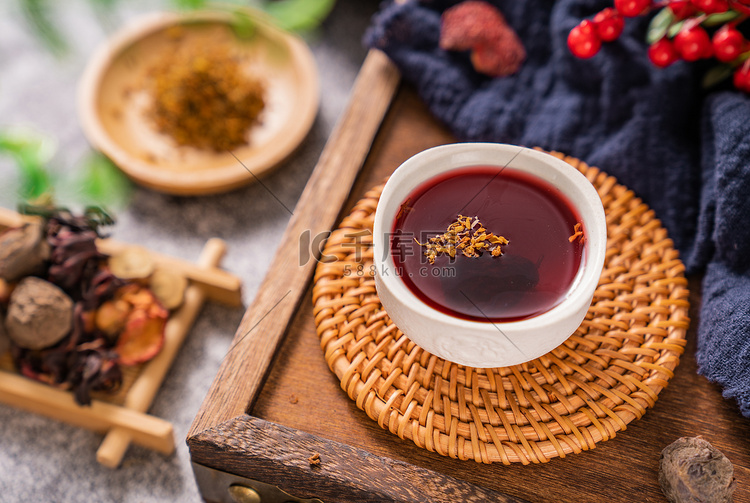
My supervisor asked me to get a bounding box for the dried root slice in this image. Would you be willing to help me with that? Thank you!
[149,269,188,310]
[115,309,167,366]
[6,277,73,350]
[108,246,155,280]
[0,222,50,282]
[659,436,735,503]
[95,298,131,337]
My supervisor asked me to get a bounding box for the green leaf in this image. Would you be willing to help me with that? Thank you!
[171,0,208,10]
[667,20,686,38]
[702,64,734,88]
[647,7,675,44]
[703,10,740,26]
[74,152,132,209]
[230,8,257,39]
[85,0,120,33]
[19,0,68,56]
[0,127,56,201]
[86,0,118,8]
[262,0,336,32]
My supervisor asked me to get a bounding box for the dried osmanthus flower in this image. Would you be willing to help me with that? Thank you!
[569,222,585,244]
[415,215,508,265]
[147,37,266,152]
[440,0,526,77]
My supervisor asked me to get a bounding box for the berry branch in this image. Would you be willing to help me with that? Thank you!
[568,0,750,92]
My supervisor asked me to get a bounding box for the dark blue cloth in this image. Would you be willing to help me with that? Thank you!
[365,0,750,417]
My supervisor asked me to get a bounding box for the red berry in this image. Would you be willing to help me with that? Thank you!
[732,65,750,92]
[673,25,712,61]
[648,38,680,67]
[691,0,729,13]
[712,26,745,62]
[614,0,652,17]
[568,20,602,59]
[594,8,625,42]
[668,0,696,18]
[733,3,750,16]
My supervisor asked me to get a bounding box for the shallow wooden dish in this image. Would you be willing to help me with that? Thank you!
[78,9,319,195]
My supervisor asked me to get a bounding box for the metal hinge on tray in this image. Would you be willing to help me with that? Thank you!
[193,463,323,503]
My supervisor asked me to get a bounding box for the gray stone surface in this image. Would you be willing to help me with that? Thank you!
[0,0,378,500]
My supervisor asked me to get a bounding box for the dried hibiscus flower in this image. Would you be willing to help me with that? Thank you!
[13,303,123,406]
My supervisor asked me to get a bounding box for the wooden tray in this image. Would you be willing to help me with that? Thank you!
[0,207,242,468]
[188,51,750,503]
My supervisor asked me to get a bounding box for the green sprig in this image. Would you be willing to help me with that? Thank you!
[72,152,132,210]
[647,7,675,44]
[0,128,56,201]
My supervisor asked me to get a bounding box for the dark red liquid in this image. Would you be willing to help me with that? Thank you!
[391,166,584,322]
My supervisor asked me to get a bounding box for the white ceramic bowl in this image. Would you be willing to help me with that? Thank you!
[373,143,607,368]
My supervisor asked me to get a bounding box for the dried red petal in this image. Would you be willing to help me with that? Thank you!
[114,309,166,366]
[440,1,526,77]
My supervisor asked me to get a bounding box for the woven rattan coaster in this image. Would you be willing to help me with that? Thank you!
[312,151,689,464]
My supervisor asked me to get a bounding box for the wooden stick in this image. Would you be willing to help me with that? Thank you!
[0,371,173,453]
[97,238,227,468]
[189,49,401,438]
[0,206,34,229]
[97,239,242,307]
[0,207,242,307]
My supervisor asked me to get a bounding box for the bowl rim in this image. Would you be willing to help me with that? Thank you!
[372,142,607,336]
[77,8,320,195]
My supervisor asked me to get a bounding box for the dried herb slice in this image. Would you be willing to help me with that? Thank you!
[149,269,188,310]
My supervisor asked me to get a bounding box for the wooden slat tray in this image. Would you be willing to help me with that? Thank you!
[0,207,242,468]
[188,51,750,503]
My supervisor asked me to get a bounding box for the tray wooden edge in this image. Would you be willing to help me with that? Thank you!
[186,48,505,502]
[187,49,401,440]
[188,414,529,503]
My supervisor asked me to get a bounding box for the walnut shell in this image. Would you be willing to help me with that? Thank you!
[659,436,735,503]
[0,222,50,282]
[6,277,74,350]
[0,313,9,355]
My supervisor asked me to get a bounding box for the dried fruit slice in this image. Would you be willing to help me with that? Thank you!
[149,269,187,310]
[114,308,167,366]
[95,298,131,337]
[108,246,155,280]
